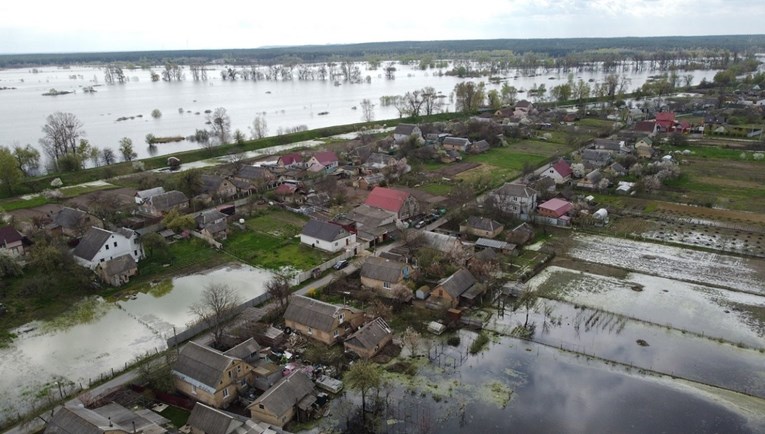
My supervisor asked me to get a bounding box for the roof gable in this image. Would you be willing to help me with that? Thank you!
[187,403,239,434]
[53,207,87,229]
[552,160,573,177]
[174,342,235,389]
[312,151,338,165]
[438,269,477,298]
[250,371,314,417]
[148,190,188,211]
[361,256,407,282]
[464,216,502,232]
[99,254,137,276]
[345,318,392,350]
[0,226,23,245]
[284,295,342,332]
[496,183,536,198]
[278,152,303,166]
[73,227,116,261]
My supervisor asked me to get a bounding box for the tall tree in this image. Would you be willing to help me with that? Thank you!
[345,360,382,426]
[207,107,231,145]
[360,98,375,122]
[453,81,485,113]
[265,271,293,310]
[119,137,136,161]
[0,147,23,194]
[249,116,268,139]
[101,147,116,165]
[40,112,85,164]
[189,283,241,349]
[500,83,518,106]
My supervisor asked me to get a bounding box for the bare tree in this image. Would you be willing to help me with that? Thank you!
[40,112,85,164]
[249,116,268,140]
[207,107,231,145]
[265,270,293,310]
[189,283,241,349]
[360,99,375,122]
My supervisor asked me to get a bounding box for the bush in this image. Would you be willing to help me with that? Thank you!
[446,335,461,347]
[469,332,490,354]
[151,109,162,119]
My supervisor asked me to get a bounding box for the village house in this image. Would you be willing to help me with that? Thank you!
[363,186,419,220]
[655,112,676,132]
[200,174,237,201]
[507,222,535,246]
[460,216,504,239]
[187,402,279,434]
[633,120,657,136]
[607,162,628,177]
[441,137,471,153]
[421,231,472,264]
[537,198,573,219]
[475,238,515,255]
[172,341,255,409]
[581,149,613,168]
[47,206,101,238]
[490,183,538,220]
[73,227,143,270]
[592,138,625,154]
[344,317,394,359]
[306,151,339,172]
[277,152,304,169]
[430,268,484,308]
[248,371,317,427]
[195,209,229,240]
[138,190,189,217]
[356,173,386,190]
[393,123,422,144]
[299,219,356,253]
[44,402,167,434]
[577,169,604,190]
[283,295,364,345]
[360,256,410,297]
[0,226,25,256]
[635,137,654,159]
[234,165,278,192]
[95,254,138,287]
[345,205,398,243]
[469,139,491,154]
[134,186,165,205]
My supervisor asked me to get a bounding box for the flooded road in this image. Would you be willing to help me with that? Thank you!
[0,263,271,426]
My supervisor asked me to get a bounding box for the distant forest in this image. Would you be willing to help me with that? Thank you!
[2,35,765,67]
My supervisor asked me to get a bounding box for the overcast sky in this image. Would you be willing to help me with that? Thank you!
[1,0,763,54]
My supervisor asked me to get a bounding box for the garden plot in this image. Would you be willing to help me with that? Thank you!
[637,219,765,257]
[488,299,765,398]
[529,266,765,348]
[567,234,765,295]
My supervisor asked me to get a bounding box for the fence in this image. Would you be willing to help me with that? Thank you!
[190,230,223,249]
[166,292,271,348]
[291,240,371,285]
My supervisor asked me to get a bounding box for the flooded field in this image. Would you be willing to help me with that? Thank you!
[318,332,765,433]
[567,234,765,295]
[529,266,765,347]
[0,263,271,426]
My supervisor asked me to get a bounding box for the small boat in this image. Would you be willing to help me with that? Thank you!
[317,111,329,116]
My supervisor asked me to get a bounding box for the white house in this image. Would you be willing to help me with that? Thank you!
[300,219,356,253]
[73,227,144,270]
[490,183,538,220]
[393,124,422,144]
[543,160,573,184]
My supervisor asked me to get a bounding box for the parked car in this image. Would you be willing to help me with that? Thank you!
[414,220,427,229]
[333,259,350,270]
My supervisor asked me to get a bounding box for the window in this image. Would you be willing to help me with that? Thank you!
[113,242,117,247]
[228,370,233,378]
[223,388,229,397]
[383,281,391,289]
[308,327,313,335]
[339,313,344,323]
[241,379,247,386]
[333,330,339,337]
[237,365,242,373]
[191,385,197,395]
[134,250,138,256]
[105,244,109,250]
[259,404,265,410]
[100,258,105,263]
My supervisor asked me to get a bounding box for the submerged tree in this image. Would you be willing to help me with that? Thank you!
[345,360,382,426]
[250,116,268,140]
[40,112,85,165]
[207,107,231,145]
[119,137,136,161]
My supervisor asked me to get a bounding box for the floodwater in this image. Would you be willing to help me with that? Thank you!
[529,266,765,347]
[0,63,721,162]
[488,298,765,398]
[321,332,765,434]
[0,263,272,426]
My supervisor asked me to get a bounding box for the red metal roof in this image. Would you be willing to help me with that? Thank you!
[552,160,573,178]
[278,152,303,165]
[655,112,676,129]
[634,121,656,133]
[364,187,410,214]
[538,198,573,218]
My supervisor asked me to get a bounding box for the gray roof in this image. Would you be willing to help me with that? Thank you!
[464,216,503,233]
[223,338,261,360]
[203,220,228,235]
[421,231,463,254]
[52,207,87,229]
[249,371,315,418]
[201,174,225,193]
[187,403,238,434]
[438,268,477,298]
[135,187,165,200]
[148,190,188,212]
[475,238,514,250]
[364,153,396,167]
[582,149,612,163]
[593,138,622,151]
[174,342,235,389]
[44,406,127,434]
[115,227,136,239]
[284,295,344,333]
[237,165,275,181]
[100,254,137,277]
[91,403,167,434]
[301,220,350,242]
[361,256,406,283]
[442,136,471,147]
[73,227,113,261]
[470,140,491,152]
[394,123,418,136]
[345,318,392,351]
[496,183,536,199]
[196,209,227,226]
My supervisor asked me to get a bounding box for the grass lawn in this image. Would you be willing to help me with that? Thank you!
[159,405,190,428]
[458,144,555,186]
[0,195,49,211]
[420,183,454,196]
[60,183,119,198]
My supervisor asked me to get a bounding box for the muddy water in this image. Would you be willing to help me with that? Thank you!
[488,298,765,398]
[0,263,271,426]
[322,333,764,433]
[529,266,765,347]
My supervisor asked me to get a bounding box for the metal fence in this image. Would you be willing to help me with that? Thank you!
[291,241,370,285]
